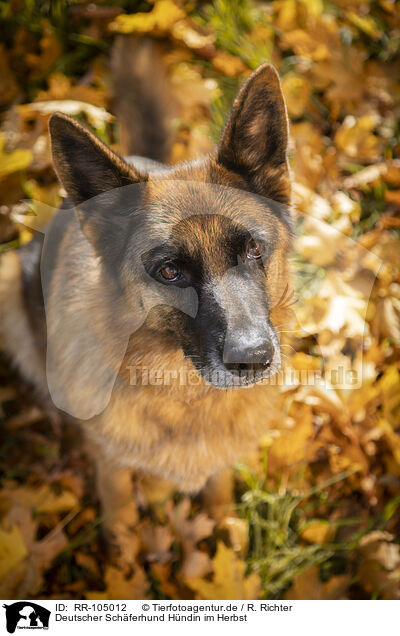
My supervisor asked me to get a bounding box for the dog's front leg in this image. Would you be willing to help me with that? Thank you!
[97,462,140,570]
[88,440,139,570]
[203,468,235,521]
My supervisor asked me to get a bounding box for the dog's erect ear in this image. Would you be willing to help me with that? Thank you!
[217,64,290,203]
[49,112,146,205]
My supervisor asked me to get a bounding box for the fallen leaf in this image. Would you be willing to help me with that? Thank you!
[335,115,381,161]
[219,517,249,555]
[87,566,149,600]
[0,484,78,514]
[282,73,312,118]
[0,135,32,180]
[212,51,247,77]
[168,498,215,578]
[0,525,27,580]
[286,565,349,599]
[187,542,261,599]
[301,520,335,544]
[110,0,185,35]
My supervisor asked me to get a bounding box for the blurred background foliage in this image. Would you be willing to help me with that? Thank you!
[0,0,399,600]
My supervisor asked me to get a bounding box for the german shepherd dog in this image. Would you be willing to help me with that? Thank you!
[0,40,292,562]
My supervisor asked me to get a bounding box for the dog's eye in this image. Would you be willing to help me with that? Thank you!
[158,262,182,282]
[246,239,264,260]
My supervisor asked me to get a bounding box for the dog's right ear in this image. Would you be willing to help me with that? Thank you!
[49,112,146,206]
[217,64,290,204]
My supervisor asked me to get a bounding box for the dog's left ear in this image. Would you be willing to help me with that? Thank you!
[217,64,290,204]
[49,112,146,206]
[49,113,148,257]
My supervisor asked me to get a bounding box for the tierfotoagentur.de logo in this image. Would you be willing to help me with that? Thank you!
[3,602,50,634]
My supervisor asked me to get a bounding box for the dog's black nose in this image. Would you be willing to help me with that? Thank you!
[223,341,274,374]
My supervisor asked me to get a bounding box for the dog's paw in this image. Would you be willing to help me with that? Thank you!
[104,520,140,573]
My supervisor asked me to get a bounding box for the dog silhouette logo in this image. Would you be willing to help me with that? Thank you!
[3,602,50,633]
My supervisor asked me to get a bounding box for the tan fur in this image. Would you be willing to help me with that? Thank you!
[0,250,47,393]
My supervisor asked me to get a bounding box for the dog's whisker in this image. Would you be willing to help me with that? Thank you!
[276,330,303,335]
[280,344,296,352]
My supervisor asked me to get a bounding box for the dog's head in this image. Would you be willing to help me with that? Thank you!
[49,64,292,389]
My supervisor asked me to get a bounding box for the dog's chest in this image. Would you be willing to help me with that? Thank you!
[86,381,281,491]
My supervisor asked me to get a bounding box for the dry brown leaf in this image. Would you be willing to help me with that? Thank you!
[0,44,19,108]
[168,499,215,547]
[139,520,173,562]
[168,498,215,578]
[358,532,400,599]
[25,21,62,78]
[181,549,213,579]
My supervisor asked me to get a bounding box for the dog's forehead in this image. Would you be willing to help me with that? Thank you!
[147,178,258,217]
[170,215,245,263]
[142,179,284,246]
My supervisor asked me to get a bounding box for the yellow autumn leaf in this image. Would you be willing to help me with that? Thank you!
[377,418,400,471]
[0,526,27,580]
[268,402,314,469]
[384,164,400,187]
[291,352,321,372]
[187,542,261,600]
[346,11,382,40]
[86,566,149,600]
[286,565,349,600]
[301,520,335,544]
[331,191,361,223]
[219,517,249,555]
[15,180,61,231]
[0,484,78,514]
[110,0,185,35]
[275,0,323,32]
[212,51,248,77]
[282,73,312,118]
[34,487,78,514]
[281,28,331,62]
[0,135,32,181]
[379,365,400,428]
[36,72,107,108]
[335,115,380,161]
